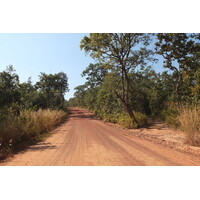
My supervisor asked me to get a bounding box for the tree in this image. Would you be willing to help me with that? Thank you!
[80,33,154,125]
[155,33,198,103]
[36,72,69,109]
[74,84,87,107]
[0,65,20,107]
[19,77,36,108]
[81,63,108,88]
[96,73,124,117]
[80,63,109,110]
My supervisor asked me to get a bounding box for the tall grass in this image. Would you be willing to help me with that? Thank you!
[0,109,67,153]
[178,105,200,146]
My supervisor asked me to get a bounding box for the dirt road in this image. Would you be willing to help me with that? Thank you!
[1,107,200,166]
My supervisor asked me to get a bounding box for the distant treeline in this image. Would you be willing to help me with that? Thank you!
[0,65,69,111]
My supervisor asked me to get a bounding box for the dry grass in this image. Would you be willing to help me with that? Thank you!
[0,109,67,151]
[19,109,67,140]
[178,105,200,146]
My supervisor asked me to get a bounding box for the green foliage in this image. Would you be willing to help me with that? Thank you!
[117,112,150,128]
[160,107,179,128]
[80,33,155,124]
[96,111,149,129]
[0,66,20,107]
[0,66,69,110]
[36,72,69,109]
[81,63,108,88]
[69,33,199,133]
[155,33,200,103]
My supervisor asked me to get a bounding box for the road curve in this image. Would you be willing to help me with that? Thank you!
[1,107,200,166]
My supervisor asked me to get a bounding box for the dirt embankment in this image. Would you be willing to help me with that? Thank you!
[1,107,200,166]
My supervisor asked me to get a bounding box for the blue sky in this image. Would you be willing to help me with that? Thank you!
[0,33,165,100]
[0,33,95,99]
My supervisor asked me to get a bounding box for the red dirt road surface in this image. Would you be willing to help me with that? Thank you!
[1,107,200,166]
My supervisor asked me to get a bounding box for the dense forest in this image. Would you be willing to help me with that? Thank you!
[68,33,200,145]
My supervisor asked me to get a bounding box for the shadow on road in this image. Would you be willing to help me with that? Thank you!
[69,109,100,120]
[28,142,57,151]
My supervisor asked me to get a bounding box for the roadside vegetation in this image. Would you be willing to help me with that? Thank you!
[178,105,200,146]
[0,66,69,158]
[68,33,200,146]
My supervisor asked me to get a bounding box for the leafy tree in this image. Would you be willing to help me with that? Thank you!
[74,84,87,107]
[155,33,199,103]
[0,65,20,107]
[79,63,109,110]
[19,77,37,109]
[36,72,69,109]
[80,33,154,125]
[81,63,108,88]
[96,73,124,116]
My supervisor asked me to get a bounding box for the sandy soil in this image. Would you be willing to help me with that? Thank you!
[1,107,200,166]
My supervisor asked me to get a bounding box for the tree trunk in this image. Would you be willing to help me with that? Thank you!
[115,65,138,126]
[114,90,138,125]
[124,102,138,125]
[176,72,182,104]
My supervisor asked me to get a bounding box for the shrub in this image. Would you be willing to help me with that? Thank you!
[96,110,150,129]
[116,112,149,129]
[160,107,179,128]
[117,114,138,128]
[97,112,118,123]
[134,111,150,127]
[178,105,200,146]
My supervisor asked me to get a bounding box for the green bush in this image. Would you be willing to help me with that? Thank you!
[117,112,150,128]
[160,107,179,128]
[117,114,137,128]
[97,111,149,129]
[97,112,118,123]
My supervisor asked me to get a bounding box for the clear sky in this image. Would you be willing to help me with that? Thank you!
[0,33,95,100]
[0,33,165,100]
